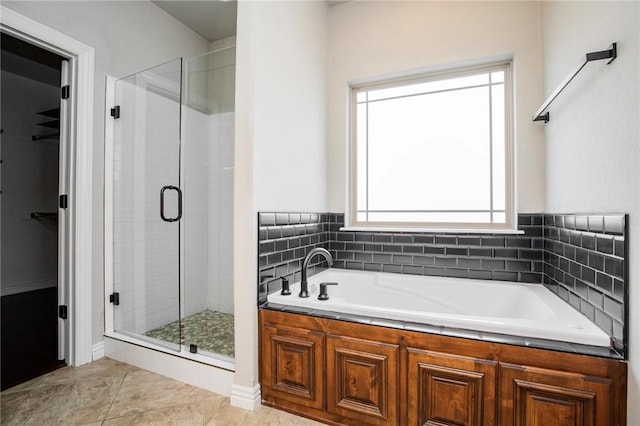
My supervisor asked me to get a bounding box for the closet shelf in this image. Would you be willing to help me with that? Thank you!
[36,108,60,119]
[32,132,60,142]
[37,120,60,129]
[31,212,58,220]
[533,42,617,123]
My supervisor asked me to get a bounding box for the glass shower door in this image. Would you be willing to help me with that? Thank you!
[181,48,235,361]
[111,59,182,350]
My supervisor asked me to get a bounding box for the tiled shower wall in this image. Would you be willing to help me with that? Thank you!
[182,108,235,317]
[258,212,627,353]
[113,79,181,334]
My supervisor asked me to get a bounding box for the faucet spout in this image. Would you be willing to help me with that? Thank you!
[300,247,333,298]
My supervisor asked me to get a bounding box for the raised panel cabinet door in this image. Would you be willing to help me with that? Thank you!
[326,334,399,426]
[262,323,325,409]
[406,347,497,426]
[499,363,613,426]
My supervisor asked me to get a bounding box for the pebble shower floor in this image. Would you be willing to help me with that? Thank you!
[145,310,235,358]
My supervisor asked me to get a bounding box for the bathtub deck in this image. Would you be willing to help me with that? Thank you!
[267,269,614,353]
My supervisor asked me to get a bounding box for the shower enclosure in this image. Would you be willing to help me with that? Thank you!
[106,48,235,367]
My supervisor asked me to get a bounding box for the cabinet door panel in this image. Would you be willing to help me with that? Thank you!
[407,348,496,426]
[499,363,612,426]
[262,324,325,409]
[327,334,399,426]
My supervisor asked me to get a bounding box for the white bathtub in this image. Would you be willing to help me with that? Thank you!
[267,269,611,347]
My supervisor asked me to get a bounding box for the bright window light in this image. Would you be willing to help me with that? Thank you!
[349,62,513,230]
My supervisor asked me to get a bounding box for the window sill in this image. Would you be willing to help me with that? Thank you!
[340,226,525,235]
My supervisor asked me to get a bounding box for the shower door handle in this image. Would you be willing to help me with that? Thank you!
[160,185,182,222]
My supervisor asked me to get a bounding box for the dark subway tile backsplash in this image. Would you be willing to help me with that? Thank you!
[258,212,627,357]
[258,213,546,303]
[257,212,334,302]
[540,214,627,354]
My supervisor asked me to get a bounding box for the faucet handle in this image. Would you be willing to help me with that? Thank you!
[280,277,291,296]
[318,282,338,301]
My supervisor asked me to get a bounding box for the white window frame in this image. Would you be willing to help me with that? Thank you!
[347,61,515,233]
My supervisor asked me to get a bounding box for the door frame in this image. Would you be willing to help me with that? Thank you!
[0,6,95,366]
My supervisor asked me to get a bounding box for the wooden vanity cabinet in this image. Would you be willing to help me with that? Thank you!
[499,363,615,426]
[406,347,497,426]
[259,310,627,426]
[326,334,399,425]
[261,322,325,410]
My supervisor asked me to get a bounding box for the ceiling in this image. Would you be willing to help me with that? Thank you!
[152,0,351,43]
[151,1,238,43]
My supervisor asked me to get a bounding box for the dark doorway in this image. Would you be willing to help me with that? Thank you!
[1,32,66,390]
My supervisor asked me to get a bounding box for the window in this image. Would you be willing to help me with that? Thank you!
[349,61,514,231]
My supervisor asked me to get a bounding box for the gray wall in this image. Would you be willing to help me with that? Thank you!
[3,0,209,345]
[1,69,60,295]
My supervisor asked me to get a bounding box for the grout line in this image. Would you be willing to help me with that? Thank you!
[102,366,130,424]
[201,398,205,426]
[100,401,200,425]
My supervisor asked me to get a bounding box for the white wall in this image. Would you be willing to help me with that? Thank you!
[251,1,329,213]
[211,36,237,53]
[540,1,639,422]
[2,1,209,345]
[327,1,545,215]
[1,70,60,296]
[233,0,328,401]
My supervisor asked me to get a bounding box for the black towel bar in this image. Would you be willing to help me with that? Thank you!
[533,43,617,123]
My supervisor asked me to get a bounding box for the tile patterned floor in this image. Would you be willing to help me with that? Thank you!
[0,358,322,425]
[145,310,235,358]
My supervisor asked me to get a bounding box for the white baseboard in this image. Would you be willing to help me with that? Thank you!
[1,279,57,297]
[92,341,105,361]
[230,383,261,411]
